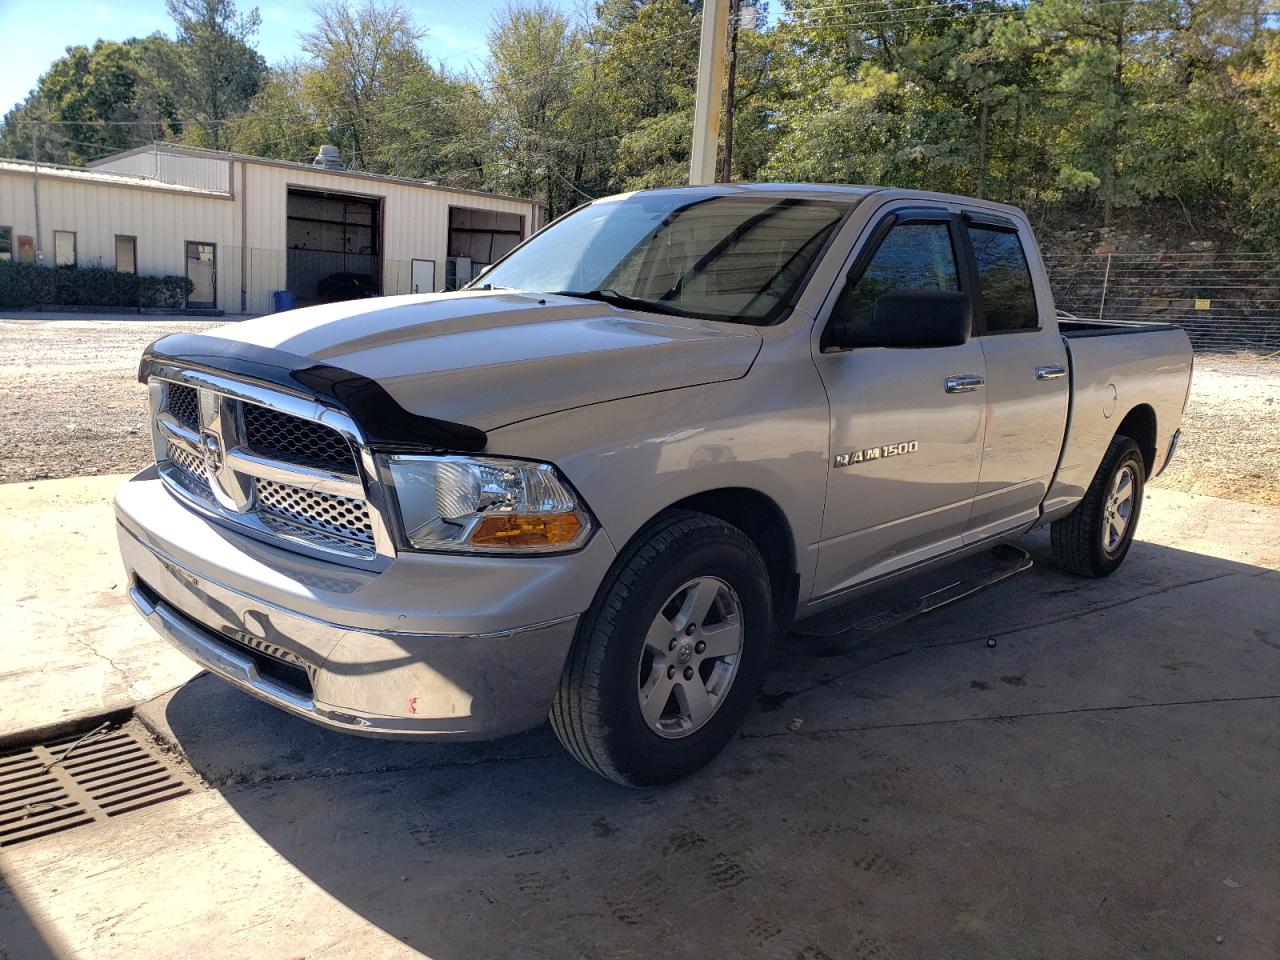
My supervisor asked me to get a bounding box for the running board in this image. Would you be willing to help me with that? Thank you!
[793,544,1033,639]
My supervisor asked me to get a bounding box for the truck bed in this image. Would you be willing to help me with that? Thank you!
[1041,313,1194,522]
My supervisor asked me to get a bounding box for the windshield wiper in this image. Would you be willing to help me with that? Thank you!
[552,288,695,318]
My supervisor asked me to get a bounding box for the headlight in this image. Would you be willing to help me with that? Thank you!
[381,454,593,553]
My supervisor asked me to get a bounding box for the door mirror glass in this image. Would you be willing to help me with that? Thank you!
[840,289,972,348]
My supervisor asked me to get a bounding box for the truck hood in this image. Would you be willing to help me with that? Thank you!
[211,291,763,430]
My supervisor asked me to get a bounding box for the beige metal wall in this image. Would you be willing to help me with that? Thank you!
[1,156,539,315]
[239,162,539,314]
[0,167,241,309]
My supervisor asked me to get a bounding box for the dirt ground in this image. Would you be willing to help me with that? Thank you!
[1,318,1277,503]
[0,318,218,483]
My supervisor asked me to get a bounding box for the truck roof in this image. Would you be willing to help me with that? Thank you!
[623,182,1028,220]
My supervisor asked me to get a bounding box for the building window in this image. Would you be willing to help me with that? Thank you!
[115,235,137,274]
[0,226,12,261]
[54,231,76,268]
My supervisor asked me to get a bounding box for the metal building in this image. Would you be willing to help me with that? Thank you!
[0,143,541,314]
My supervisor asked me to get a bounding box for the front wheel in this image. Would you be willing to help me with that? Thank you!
[1051,435,1146,577]
[550,510,774,786]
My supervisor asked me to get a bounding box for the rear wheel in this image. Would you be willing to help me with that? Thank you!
[1051,435,1146,577]
[550,510,773,786]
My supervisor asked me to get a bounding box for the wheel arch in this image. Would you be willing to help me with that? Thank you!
[642,487,801,630]
[1115,404,1158,475]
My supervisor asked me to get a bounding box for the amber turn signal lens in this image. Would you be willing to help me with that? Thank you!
[470,513,584,548]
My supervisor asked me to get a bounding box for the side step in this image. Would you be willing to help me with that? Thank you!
[793,544,1033,639]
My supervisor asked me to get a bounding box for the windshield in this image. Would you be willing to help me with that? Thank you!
[474,192,853,325]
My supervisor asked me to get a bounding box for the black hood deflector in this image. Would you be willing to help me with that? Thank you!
[139,333,488,452]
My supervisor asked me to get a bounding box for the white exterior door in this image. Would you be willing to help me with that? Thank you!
[411,258,436,294]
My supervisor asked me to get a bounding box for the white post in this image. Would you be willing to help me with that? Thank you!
[1098,253,1112,319]
[689,0,729,186]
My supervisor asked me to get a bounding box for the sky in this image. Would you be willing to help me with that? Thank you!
[0,0,536,116]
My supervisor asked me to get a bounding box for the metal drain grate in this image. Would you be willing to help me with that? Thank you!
[0,724,193,848]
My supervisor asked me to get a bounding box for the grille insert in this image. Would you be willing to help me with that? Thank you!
[167,383,200,430]
[167,443,211,499]
[243,402,357,474]
[255,478,374,543]
[0,725,194,848]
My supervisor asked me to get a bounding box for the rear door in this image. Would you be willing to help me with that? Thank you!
[812,207,987,599]
[961,213,1070,540]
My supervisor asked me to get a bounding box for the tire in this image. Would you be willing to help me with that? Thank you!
[1051,435,1146,578]
[550,510,774,786]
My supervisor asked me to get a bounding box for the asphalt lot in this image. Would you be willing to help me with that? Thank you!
[2,487,1277,959]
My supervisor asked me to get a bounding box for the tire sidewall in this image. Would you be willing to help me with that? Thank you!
[591,527,772,786]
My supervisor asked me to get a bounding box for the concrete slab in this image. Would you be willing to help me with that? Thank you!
[2,488,1275,959]
[0,476,199,744]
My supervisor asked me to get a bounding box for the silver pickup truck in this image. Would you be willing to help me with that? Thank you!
[116,184,1193,785]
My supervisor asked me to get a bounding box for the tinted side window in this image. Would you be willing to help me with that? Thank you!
[968,226,1038,332]
[835,222,958,335]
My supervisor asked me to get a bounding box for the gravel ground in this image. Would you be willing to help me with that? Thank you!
[0,317,220,483]
[1152,351,1280,506]
[1,318,1277,505]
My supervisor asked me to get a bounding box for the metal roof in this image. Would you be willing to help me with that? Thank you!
[87,142,539,208]
[0,159,232,198]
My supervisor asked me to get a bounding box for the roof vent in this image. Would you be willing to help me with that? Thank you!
[313,145,344,171]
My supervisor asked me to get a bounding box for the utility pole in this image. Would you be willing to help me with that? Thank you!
[30,121,43,263]
[689,0,729,186]
[719,0,741,183]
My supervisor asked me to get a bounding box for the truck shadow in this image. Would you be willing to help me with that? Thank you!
[153,530,1280,958]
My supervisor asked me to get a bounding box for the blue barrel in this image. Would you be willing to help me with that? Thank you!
[273,290,296,312]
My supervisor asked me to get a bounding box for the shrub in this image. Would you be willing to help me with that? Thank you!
[0,261,194,309]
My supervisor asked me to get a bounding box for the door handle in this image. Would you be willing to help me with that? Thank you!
[1036,364,1067,380]
[944,374,985,394]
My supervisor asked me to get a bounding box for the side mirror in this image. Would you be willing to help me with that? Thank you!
[826,289,972,350]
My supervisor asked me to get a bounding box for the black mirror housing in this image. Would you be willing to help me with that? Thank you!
[826,289,972,350]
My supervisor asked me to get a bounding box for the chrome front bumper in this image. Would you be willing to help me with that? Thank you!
[117,472,613,739]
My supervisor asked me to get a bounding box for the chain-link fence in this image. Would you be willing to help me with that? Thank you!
[1044,252,1280,351]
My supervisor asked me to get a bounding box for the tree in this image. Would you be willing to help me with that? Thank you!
[299,0,428,167]
[0,37,179,165]
[482,2,593,213]
[597,0,701,190]
[164,0,266,149]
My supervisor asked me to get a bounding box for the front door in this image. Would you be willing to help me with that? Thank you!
[186,242,216,308]
[411,258,436,294]
[812,209,987,599]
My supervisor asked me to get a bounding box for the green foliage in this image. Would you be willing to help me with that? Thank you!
[0,37,180,164]
[0,262,193,309]
[0,0,263,163]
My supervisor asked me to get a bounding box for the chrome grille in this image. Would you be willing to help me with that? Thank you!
[150,371,389,565]
[243,403,357,474]
[166,384,200,430]
[254,478,374,544]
